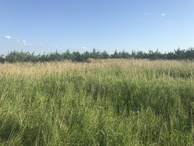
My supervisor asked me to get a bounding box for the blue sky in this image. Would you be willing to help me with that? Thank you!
[0,0,194,54]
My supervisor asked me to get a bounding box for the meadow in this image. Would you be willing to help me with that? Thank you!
[0,59,194,146]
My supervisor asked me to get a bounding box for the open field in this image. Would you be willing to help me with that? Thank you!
[0,59,194,146]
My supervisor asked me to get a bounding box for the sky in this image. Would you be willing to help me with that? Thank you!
[0,0,194,55]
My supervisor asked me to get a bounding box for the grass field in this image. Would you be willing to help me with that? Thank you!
[0,59,194,146]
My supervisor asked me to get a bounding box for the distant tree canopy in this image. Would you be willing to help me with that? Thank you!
[1,47,194,63]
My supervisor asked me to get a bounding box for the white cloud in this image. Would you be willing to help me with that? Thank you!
[81,47,87,50]
[16,39,23,44]
[16,38,33,46]
[4,35,12,39]
[145,12,166,17]
[22,40,33,46]
[144,12,155,16]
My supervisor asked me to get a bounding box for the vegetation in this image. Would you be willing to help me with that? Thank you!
[1,47,194,63]
[0,59,194,145]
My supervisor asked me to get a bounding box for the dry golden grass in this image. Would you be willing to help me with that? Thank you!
[0,59,194,78]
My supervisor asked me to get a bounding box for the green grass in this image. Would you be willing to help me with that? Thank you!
[0,59,194,146]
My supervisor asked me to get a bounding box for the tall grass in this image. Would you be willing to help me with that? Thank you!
[0,59,194,145]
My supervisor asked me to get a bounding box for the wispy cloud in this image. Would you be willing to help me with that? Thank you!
[81,47,87,50]
[4,35,12,39]
[16,39,33,46]
[161,13,166,16]
[144,12,154,15]
[144,12,166,17]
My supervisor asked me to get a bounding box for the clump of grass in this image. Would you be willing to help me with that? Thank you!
[0,59,194,145]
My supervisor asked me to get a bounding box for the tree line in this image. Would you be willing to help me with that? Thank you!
[0,47,194,63]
